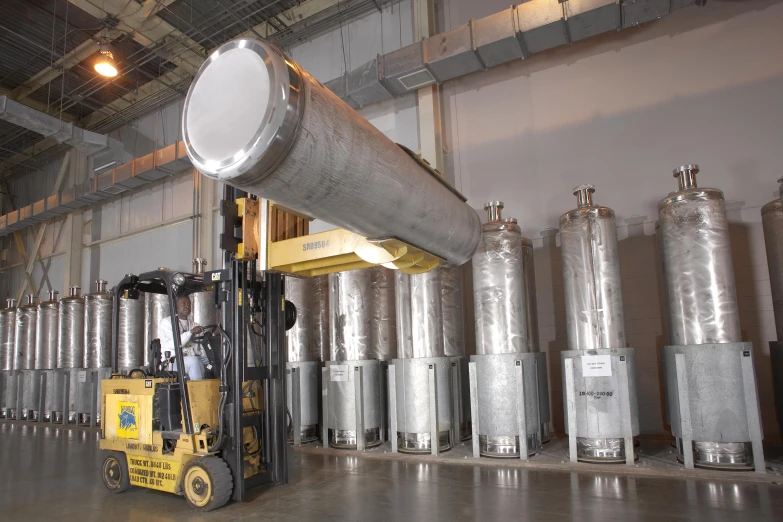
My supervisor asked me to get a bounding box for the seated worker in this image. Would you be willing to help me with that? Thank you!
[159,295,208,380]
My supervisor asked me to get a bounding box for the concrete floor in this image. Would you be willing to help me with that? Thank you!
[1,422,782,521]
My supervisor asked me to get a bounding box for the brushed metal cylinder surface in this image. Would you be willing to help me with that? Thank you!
[521,239,540,352]
[392,357,453,453]
[15,305,37,370]
[441,266,466,358]
[183,38,481,266]
[472,221,529,355]
[561,349,640,460]
[312,275,329,362]
[560,204,626,351]
[286,277,314,362]
[192,290,218,328]
[663,343,755,467]
[329,269,372,361]
[762,199,783,340]
[371,266,397,361]
[659,186,740,345]
[472,353,542,457]
[117,296,144,372]
[84,292,113,368]
[57,296,84,369]
[286,361,319,442]
[144,293,171,366]
[35,300,59,369]
[0,307,15,370]
[395,270,444,359]
[326,360,381,448]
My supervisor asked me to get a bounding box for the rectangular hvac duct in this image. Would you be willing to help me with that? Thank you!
[59,185,89,210]
[424,22,484,82]
[155,141,192,175]
[347,58,393,107]
[113,162,149,190]
[473,7,525,67]
[134,153,169,182]
[75,180,107,204]
[622,0,671,27]
[323,73,360,109]
[382,42,436,96]
[5,210,18,231]
[30,199,47,222]
[516,0,570,54]
[42,194,68,217]
[564,0,621,42]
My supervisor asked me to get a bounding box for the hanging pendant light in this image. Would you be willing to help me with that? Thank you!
[94,31,118,78]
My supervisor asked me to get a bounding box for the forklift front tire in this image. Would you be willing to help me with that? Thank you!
[102,452,131,493]
[182,457,233,512]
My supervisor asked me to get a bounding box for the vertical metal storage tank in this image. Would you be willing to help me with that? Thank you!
[327,268,381,449]
[471,202,540,458]
[192,258,218,328]
[312,275,329,362]
[660,165,755,469]
[15,295,37,370]
[144,291,171,365]
[0,299,16,370]
[285,276,318,443]
[57,287,84,368]
[393,269,453,453]
[35,290,59,369]
[84,280,113,368]
[118,287,145,373]
[559,185,639,462]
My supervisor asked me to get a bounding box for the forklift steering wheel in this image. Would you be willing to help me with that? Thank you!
[191,325,217,344]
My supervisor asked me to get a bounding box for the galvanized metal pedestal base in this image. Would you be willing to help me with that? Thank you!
[388,357,454,455]
[451,356,472,441]
[562,348,639,465]
[535,352,551,443]
[468,353,542,460]
[76,368,112,426]
[20,370,44,422]
[664,343,765,472]
[322,360,383,450]
[0,370,19,419]
[286,361,319,445]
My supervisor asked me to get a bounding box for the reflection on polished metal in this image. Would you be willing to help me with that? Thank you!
[329,269,372,361]
[370,267,396,361]
[560,186,639,462]
[0,299,16,371]
[57,287,84,369]
[191,259,218,328]
[35,291,59,370]
[395,270,444,359]
[84,280,112,369]
[471,202,540,457]
[441,266,471,441]
[183,38,481,266]
[15,295,37,370]
[144,292,170,366]
[658,165,752,465]
[117,292,144,372]
[312,275,329,362]
[286,276,314,363]
[660,166,754,469]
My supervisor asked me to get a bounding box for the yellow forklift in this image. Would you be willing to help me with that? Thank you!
[99,187,295,511]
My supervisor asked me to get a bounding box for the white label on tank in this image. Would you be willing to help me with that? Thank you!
[330,365,349,382]
[77,371,87,383]
[582,355,612,377]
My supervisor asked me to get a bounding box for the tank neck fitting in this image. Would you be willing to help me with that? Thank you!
[69,286,81,297]
[484,201,504,223]
[95,280,108,293]
[47,290,59,301]
[193,258,207,274]
[503,217,518,224]
[673,164,699,191]
[573,184,596,208]
[6,298,16,309]
[26,294,36,305]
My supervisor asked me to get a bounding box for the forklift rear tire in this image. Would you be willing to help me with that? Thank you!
[102,452,131,493]
[182,457,233,512]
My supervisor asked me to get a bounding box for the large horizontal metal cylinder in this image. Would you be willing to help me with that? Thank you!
[312,275,329,362]
[370,267,397,361]
[57,289,84,369]
[0,303,15,371]
[286,276,314,362]
[659,166,741,345]
[35,295,59,370]
[84,281,112,369]
[441,266,466,358]
[326,360,381,449]
[329,269,372,361]
[472,203,528,355]
[762,198,783,340]
[395,270,444,359]
[182,38,481,266]
[392,357,453,453]
[286,361,319,443]
[472,353,541,457]
[560,185,626,351]
[15,299,37,370]
[118,295,145,372]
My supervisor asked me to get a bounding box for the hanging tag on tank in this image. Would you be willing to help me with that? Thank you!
[582,355,612,377]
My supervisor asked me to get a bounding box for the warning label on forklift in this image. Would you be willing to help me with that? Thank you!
[127,456,181,492]
[116,402,139,439]
[330,364,349,382]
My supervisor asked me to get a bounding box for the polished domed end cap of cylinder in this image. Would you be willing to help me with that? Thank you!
[484,201,504,222]
[572,184,595,208]
[183,38,303,183]
[673,164,699,191]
